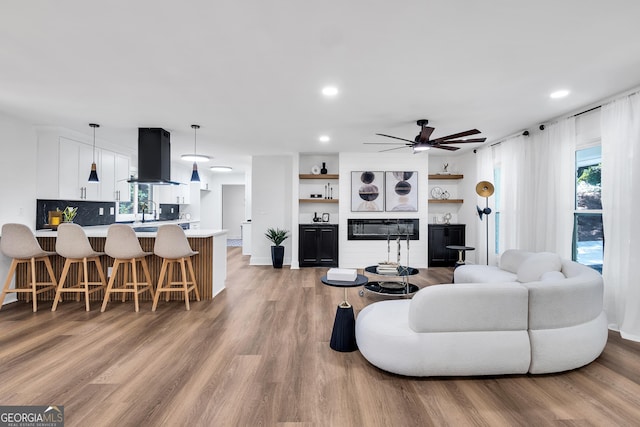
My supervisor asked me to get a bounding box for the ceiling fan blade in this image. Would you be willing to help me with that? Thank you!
[379,146,410,152]
[417,126,435,142]
[431,129,481,143]
[433,145,460,151]
[438,138,487,144]
[376,133,416,144]
[363,142,408,145]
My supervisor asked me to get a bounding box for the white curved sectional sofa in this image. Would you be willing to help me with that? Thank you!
[355,250,608,377]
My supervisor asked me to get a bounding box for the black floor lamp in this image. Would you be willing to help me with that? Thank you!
[476,181,495,265]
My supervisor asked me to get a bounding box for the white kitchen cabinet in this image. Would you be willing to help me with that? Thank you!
[100,149,116,201]
[171,165,191,204]
[102,150,131,202]
[59,137,100,200]
[115,154,131,202]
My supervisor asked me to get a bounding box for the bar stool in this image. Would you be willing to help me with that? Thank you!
[52,223,108,311]
[152,224,200,311]
[101,224,154,312]
[0,223,57,312]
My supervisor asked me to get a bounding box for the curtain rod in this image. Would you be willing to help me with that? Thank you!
[485,84,640,148]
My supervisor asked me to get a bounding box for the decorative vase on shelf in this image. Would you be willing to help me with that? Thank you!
[320,162,327,174]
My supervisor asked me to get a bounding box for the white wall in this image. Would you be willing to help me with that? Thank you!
[222,184,245,239]
[428,152,480,264]
[250,155,293,265]
[338,152,429,268]
[0,112,38,304]
[200,170,248,230]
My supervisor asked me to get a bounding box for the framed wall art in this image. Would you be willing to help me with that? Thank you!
[351,171,384,212]
[385,171,418,212]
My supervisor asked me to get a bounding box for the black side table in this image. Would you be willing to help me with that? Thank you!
[320,274,368,352]
[446,245,475,268]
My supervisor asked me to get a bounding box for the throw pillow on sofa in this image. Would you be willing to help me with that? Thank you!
[516,252,562,282]
[499,249,533,273]
[540,271,566,281]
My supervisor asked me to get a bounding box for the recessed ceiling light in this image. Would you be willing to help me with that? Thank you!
[550,90,570,99]
[319,135,330,143]
[181,154,210,162]
[210,166,232,172]
[322,86,339,97]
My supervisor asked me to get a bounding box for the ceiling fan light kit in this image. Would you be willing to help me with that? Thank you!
[364,119,487,153]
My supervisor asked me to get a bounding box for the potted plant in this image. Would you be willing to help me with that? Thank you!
[265,227,289,268]
[61,206,78,223]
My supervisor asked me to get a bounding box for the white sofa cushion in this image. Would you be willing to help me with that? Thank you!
[499,249,533,273]
[408,283,529,332]
[453,265,517,283]
[516,252,562,282]
[356,299,532,377]
[541,271,565,281]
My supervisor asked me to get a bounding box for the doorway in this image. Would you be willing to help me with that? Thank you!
[222,184,245,240]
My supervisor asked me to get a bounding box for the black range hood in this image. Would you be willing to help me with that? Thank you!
[128,128,181,185]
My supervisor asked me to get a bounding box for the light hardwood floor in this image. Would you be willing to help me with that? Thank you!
[1,247,640,426]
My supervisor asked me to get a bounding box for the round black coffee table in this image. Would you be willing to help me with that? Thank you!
[363,265,419,296]
[320,274,368,352]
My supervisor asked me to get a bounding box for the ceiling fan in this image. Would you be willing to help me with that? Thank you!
[365,119,487,152]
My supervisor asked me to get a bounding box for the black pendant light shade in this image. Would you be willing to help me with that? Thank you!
[88,123,100,182]
[190,124,201,182]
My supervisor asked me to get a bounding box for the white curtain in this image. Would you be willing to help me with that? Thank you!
[475,146,495,265]
[494,135,526,252]
[601,93,640,341]
[522,118,576,258]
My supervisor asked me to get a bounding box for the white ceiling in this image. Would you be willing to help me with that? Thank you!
[2,1,640,173]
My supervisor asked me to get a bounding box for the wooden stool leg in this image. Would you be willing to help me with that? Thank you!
[179,258,190,311]
[101,260,120,312]
[152,259,168,312]
[30,258,38,312]
[166,262,173,302]
[131,259,139,312]
[52,259,72,311]
[82,258,91,311]
[141,257,154,300]
[94,256,108,291]
[187,257,200,302]
[0,259,19,310]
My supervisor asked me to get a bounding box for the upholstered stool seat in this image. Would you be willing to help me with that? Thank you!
[52,223,107,311]
[152,224,201,311]
[0,223,57,312]
[101,224,154,312]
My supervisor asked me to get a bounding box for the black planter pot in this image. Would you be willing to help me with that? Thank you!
[271,245,285,268]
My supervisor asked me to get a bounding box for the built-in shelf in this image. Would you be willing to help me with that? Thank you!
[428,174,464,180]
[299,174,339,180]
[429,199,464,204]
[299,199,339,203]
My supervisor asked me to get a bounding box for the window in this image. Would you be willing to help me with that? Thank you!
[493,167,501,254]
[117,183,153,220]
[573,145,603,272]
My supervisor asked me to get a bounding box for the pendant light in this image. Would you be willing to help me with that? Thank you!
[88,123,100,182]
[190,124,201,182]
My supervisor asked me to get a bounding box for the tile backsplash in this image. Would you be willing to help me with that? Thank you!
[36,200,181,229]
[36,199,116,229]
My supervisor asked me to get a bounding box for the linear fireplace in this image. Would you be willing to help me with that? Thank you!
[347,218,419,240]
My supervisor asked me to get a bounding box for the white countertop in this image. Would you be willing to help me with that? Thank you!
[35,222,227,238]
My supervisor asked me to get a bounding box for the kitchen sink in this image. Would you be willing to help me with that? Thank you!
[132,226,158,232]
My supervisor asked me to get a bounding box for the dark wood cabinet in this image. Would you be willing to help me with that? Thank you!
[428,224,466,267]
[299,224,338,267]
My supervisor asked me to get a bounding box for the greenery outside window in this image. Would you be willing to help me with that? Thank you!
[117,183,153,221]
[494,167,501,254]
[573,145,603,272]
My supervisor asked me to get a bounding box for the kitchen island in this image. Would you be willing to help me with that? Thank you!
[25,225,228,303]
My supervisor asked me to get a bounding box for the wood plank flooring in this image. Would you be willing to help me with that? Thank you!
[2,247,640,426]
